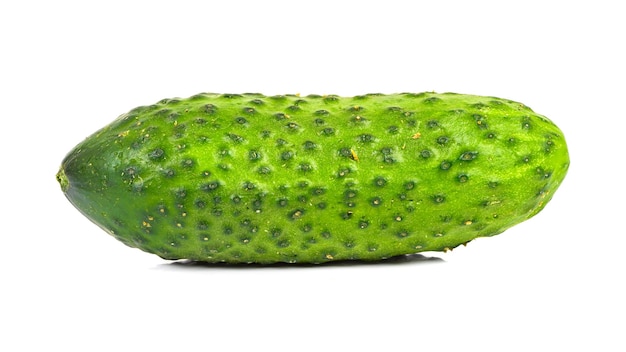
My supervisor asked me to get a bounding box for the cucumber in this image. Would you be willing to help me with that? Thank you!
[57,92,569,264]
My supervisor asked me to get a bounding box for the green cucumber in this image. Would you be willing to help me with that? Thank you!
[57,92,569,264]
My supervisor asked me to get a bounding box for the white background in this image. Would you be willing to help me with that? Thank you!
[2,1,624,351]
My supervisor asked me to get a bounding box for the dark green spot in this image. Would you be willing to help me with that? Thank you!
[303,141,317,150]
[312,187,325,196]
[275,112,289,120]
[257,166,271,175]
[337,168,351,177]
[396,230,410,238]
[227,133,244,143]
[148,148,165,161]
[423,96,442,104]
[341,211,354,220]
[473,114,488,129]
[181,159,194,168]
[321,127,335,136]
[472,102,488,109]
[370,197,382,206]
[286,122,300,131]
[290,209,305,220]
[427,120,439,129]
[313,118,325,126]
[197,221,209,231]
[298,163,313,172]
[357,134,376,143]
[277,198,288,207]
[440,161,452,170]
[420,150,432,158]
[270,228,282,238]
[221,93,243,99]
[437,136,449,145]
[242,181,256,191]
[344,190,358,199]
[203,104,217,114]
[433,194,446,203]
[248,150,262,161]
[201,181,220,192]
[373,176,387,187]
[460,151,478,161]
[277,239,290,248]
[339,147,352,157]
[281,150,294,161]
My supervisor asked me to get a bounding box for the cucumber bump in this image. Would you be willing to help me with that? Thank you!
[57,92,569,264]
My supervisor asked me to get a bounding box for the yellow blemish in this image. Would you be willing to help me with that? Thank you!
[350,149,359,162]
[118,130,130,137]
[411,132,422,139]
[464,220,473,225]
[325,254,334,260]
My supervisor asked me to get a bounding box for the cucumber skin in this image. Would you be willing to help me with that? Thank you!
[57,92,569,264]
